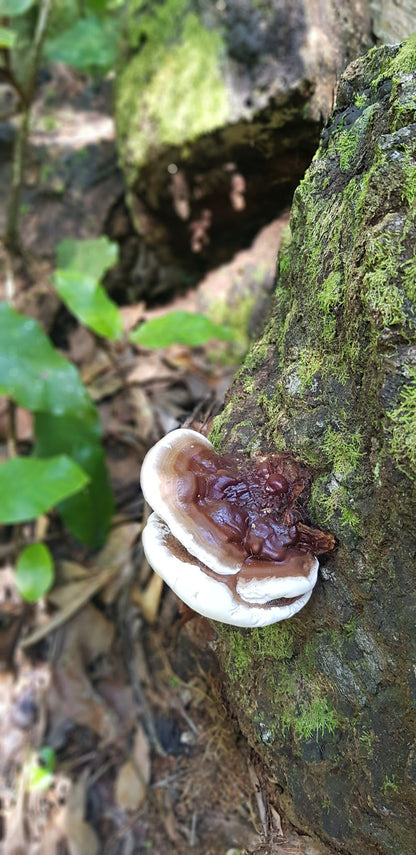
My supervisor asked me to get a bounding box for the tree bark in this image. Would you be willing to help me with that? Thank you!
[212,38,416,855]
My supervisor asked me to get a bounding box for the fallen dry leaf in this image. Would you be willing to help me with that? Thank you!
[54,773,100,855]
[115,759,146,811]
[22,523,140,648]
[131,570,164,624]
[47,604,118,743]
[131,723,151,783]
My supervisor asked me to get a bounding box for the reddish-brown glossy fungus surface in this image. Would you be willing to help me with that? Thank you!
[164,442,335,569]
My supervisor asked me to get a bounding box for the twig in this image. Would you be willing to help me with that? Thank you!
[248,762,268,836]
[4,0,52,250]
[189,811,197,847]
[6,399,17,457]
[3,246,16,302]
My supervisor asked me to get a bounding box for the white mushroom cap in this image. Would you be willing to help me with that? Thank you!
[139,428,326,626]
[142,513,314,628]
[140,428,242,575]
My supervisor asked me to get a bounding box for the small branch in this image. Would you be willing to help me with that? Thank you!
[3,247,15,302]
[6,399,17,458]
[26,0,52,102]
[3,0,52,251]
[4,105,31,250]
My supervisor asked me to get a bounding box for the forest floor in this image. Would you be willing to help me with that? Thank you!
[0,65,318,855]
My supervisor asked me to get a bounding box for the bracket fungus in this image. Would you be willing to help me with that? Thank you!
[140,429,334,627]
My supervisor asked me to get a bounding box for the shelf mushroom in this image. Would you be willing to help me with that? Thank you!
[140,429,334,628]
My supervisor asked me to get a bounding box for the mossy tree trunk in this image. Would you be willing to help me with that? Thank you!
[211,38,416,855]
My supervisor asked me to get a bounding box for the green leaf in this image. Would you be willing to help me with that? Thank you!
[0,25,16,48]
[0,455,90,524]
[38,746,56,773]
[15,543,54,602]
[44,16,117,75]
[0,302,99,428]
[26,747,55,792]
[129,311,234,349]
[55,236,118,281]
[52,270,123,340]
[35,414,114,547]
[85,0,111,13]
[0,0,34,16]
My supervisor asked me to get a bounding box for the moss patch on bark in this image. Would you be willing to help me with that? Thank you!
[212,38,416,855]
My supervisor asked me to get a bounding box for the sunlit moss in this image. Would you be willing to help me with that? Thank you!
[323,424,363,478]
[389,368,416,478]
[117,4,228,180]
[297,348,323,390]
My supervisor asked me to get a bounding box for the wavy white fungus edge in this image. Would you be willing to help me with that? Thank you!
[236,556,318,603]
[142,513,315,628]
[140,428,241,576]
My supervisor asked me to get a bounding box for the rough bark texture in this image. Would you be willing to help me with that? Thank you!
[115,0,373,299]
[210,38,416,855]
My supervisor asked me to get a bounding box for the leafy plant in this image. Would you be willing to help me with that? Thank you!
[35,413,114,547]
[44,14,118,75]
[0,301,114,548]
[0,455,90,525]
[0,0,35,15]
[52,237,123,340]
[0,25,16,47]
[0,302,98,424]
[26,746,56,791]
[130,310,234,348]
[15,542,54,601]
[0,0,122,249]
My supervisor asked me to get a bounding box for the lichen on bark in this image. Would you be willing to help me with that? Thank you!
[213,37,416,855]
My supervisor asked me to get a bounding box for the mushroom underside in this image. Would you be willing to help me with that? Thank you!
[142,513,317,628]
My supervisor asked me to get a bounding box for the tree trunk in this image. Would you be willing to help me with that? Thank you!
[212,38,416,855]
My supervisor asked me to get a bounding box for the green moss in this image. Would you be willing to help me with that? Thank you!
[338,129,360,172]
[278,251,291,277]
[311,478,363,537]
[209,402,234,450]
[318,271,343,341]
[328,105,377,172]
[117,5,228,179]
[297,348,323,390]
[387,32,416,78]
[389,368,416,477]
[403,256,416,302]
[288,692,340,742]
[273,433,287,452]
[340,505,362,534]
[221,623,345,746]
[354,93,368,108]
[381,774,399,795]
[323,424,363,478]
[244,340,270,371]
[223,622,295,682]
[242,376,255,395]
[362,229,405,326]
